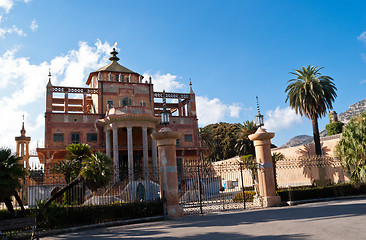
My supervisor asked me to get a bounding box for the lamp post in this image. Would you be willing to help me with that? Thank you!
[161,90,170,126]
[255,96,264,128]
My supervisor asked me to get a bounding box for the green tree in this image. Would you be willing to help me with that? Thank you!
[38,144,113,218]
[335,113,366,183]
[199,123,240,161]
[325,122,344,136]
[285,65,337,155]
[0,148,27,213]
[235,120,257,156]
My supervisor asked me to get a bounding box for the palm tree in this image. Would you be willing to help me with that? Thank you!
[38,144,112,218]
[235,121,257,156]
[0,147,27,213]
[285,65,337,155]
[336,112,366,183]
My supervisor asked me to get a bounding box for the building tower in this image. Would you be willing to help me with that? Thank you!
[15,115,31,168]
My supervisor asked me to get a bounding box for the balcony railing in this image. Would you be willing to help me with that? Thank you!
[106,106,153,116]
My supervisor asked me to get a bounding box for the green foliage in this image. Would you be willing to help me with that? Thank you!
[81,151,113,191]
[239,155,257,172]
[1,200,163,229]
[285,65,337,155]
[235,121,257,157]
[336,113,366,183]
[0,148,27,195]
[277,183,366,201]
[325,122,344,136]
[36,200,163,229]
[40,144,112,216]
[199,122,240,161]
[0,147,27,199]
[232,191,255,202]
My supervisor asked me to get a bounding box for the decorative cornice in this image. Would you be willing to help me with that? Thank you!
[98,114,160,126]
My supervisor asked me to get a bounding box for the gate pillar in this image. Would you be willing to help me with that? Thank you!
[249,128,281,207]
[151,127,183,218]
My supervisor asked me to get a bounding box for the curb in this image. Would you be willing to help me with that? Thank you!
[38,215,165,238]
[284,195,366,206]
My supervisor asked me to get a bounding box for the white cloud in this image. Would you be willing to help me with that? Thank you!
[0,25,26,38]
[228,103,241,118]
[0,0,14,13]
[358,31,366,43]
[143,72,184,92]
[0,39,114,150]
[265,106,302,132]
[30,19,38,31]
[360,79,366,84]
[196,96,241,126]
[0,0,29,13]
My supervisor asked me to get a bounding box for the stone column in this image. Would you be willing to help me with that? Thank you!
[151,127,183,218]
[249,128,281,207]
[127,126,134,181]
[142,126,149,179]
[151,128,158,179]
[112,126,119,182]
[64,92,69,113]
[83,92,87,113]
[20,142,24,158]
[105,130,111,158]
[16,142,20,157]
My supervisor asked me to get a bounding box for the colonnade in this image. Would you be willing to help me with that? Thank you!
[105,126,158,182]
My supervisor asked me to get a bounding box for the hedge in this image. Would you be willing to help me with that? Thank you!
[232,191,255,203]
[0,200,163,230]
[278,183,366,201]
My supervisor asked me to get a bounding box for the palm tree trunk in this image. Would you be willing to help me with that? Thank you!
[311,116,322,155]
[4,196,14,214]
[37,175,83,219]
[13,191,25,213]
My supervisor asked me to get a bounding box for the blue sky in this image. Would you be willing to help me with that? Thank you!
[0,0,366,151]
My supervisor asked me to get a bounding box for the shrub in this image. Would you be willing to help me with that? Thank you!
[277,183,366,201]
[232,191,255,202]
[1,200,163,230]
[325,122,343,135]
[36,200,163,229]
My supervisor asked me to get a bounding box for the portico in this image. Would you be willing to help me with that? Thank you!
[100,108,160,182]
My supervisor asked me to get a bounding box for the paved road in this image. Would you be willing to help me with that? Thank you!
[42,198,366,239]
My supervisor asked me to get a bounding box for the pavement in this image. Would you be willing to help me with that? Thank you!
[42,198,366,239]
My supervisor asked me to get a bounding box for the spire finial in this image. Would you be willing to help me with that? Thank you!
[189,78,192,87]
[47,68,52,87]
[109,48,120,62]
[21,113,26,136]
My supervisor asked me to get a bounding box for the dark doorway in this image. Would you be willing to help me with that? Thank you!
[119,154,128,181]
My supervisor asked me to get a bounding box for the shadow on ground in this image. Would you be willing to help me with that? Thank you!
[43,200,366,239]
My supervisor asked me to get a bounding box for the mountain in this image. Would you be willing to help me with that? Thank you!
[338,98,366,123]
[280,135,313,148]
[280,98,366,148]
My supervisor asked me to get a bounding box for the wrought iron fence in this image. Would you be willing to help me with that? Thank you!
[275,157,348,187]
[2,164,160,211]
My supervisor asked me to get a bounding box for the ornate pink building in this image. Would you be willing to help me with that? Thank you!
[37,48,201,182]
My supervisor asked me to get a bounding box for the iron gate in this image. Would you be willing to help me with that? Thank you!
[178,160,256,214]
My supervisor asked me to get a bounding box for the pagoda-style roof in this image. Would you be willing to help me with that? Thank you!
[86,48,140,85]
[95,60,135,74]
